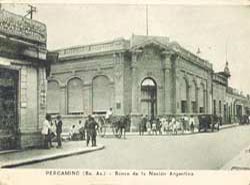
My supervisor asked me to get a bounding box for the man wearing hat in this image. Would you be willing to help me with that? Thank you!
[89,115,99,147]
[85,115,92,147]
[85,115,98,147]
[56,114,63,148]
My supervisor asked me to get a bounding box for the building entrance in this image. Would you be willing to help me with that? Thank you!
[141,78,157,121]
[0,68,19,150]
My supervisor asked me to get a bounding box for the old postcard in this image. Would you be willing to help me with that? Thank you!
[0,1,250,184]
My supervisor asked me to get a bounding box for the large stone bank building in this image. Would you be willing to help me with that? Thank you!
[48,35,250,131]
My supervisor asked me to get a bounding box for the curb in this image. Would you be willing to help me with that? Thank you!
[220,144,250,170]
[220,124,238,130]
[1,145,105,168]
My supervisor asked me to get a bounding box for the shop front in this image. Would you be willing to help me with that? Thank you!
[0,9,48,150]
[0,67,19,150]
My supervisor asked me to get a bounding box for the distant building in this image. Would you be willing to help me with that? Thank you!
[0,9,48,150]
[48,35,250,131]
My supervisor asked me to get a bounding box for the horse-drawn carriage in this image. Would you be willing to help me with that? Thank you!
[96,115,130,138]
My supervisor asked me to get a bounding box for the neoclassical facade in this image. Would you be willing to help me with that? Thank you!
[48,35,250,131]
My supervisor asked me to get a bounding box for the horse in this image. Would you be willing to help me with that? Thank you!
[110,115,130,139]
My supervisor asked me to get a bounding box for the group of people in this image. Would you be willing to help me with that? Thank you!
[139,115,198,136]
[70,115,99,147]
[69,120,86,141]
[42,114,100,149]
[41,114,63,149]
[41,108,113,149]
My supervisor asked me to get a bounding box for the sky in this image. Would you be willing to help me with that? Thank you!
[2,3,250,95]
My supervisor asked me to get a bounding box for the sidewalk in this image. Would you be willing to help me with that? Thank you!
[0,141,104,168]
[221,144,250,170]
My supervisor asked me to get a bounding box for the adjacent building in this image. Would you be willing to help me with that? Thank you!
[0,9,48,150]
[47,34,250,131]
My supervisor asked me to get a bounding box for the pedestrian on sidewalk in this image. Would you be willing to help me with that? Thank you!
[146,119,151,135]
[152,119,157,135]
[41,113,52,149]
[189,115,195,134]
[49,120,56,147]
[70,125,78,140]
[55,114,63,148]
[139,115,147,136]
[85,115,92,147]
[78,120,85,140]
[89,116,98,147]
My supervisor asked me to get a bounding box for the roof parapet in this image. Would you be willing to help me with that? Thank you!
[0,9,47,45]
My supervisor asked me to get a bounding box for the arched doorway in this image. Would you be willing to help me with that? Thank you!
[141,78,157,121]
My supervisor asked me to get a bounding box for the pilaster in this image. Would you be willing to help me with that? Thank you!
[130,49,142,131]
[59,84,67,115]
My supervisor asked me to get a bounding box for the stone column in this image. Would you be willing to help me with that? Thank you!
[163,68,171,114]
[113,52,124,115]
[110,82,115,113]
[196,87,200,113]
[130,50,142,132]
[83,83,92,115]
[59,84,67,115]
[162,51,177,115]
[187,83,191,113]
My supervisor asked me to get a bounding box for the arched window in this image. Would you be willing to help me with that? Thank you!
[67,78,83,114]
[180,78,188,113]
[92,76,111,113]
[47,80,60,114]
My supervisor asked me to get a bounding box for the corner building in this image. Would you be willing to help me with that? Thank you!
[0,10,48,150]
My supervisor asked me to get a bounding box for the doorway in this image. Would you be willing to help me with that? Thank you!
[0,68,19,150]
[141,78,157,122]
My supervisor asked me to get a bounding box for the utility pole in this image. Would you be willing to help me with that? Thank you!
[25,4,37,19]
[146,4,149,36]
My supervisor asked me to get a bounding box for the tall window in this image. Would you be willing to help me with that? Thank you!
[47,81,60,114]
[67,78,83,114]
[92,76,111,113]
[199,83,205,113]
[190,81,197,113]
[219,100,222,114]
[180,78,188,113]
[213,100,217,115]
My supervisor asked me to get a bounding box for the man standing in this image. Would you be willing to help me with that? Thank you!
[78,120,85,140]
[85,115,92,147]
[56,114,63,148]
[41,114,52,149]
[89,116,99,147]
[139,115,147,136]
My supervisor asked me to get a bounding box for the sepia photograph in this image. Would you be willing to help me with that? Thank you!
[0,2,250,172]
